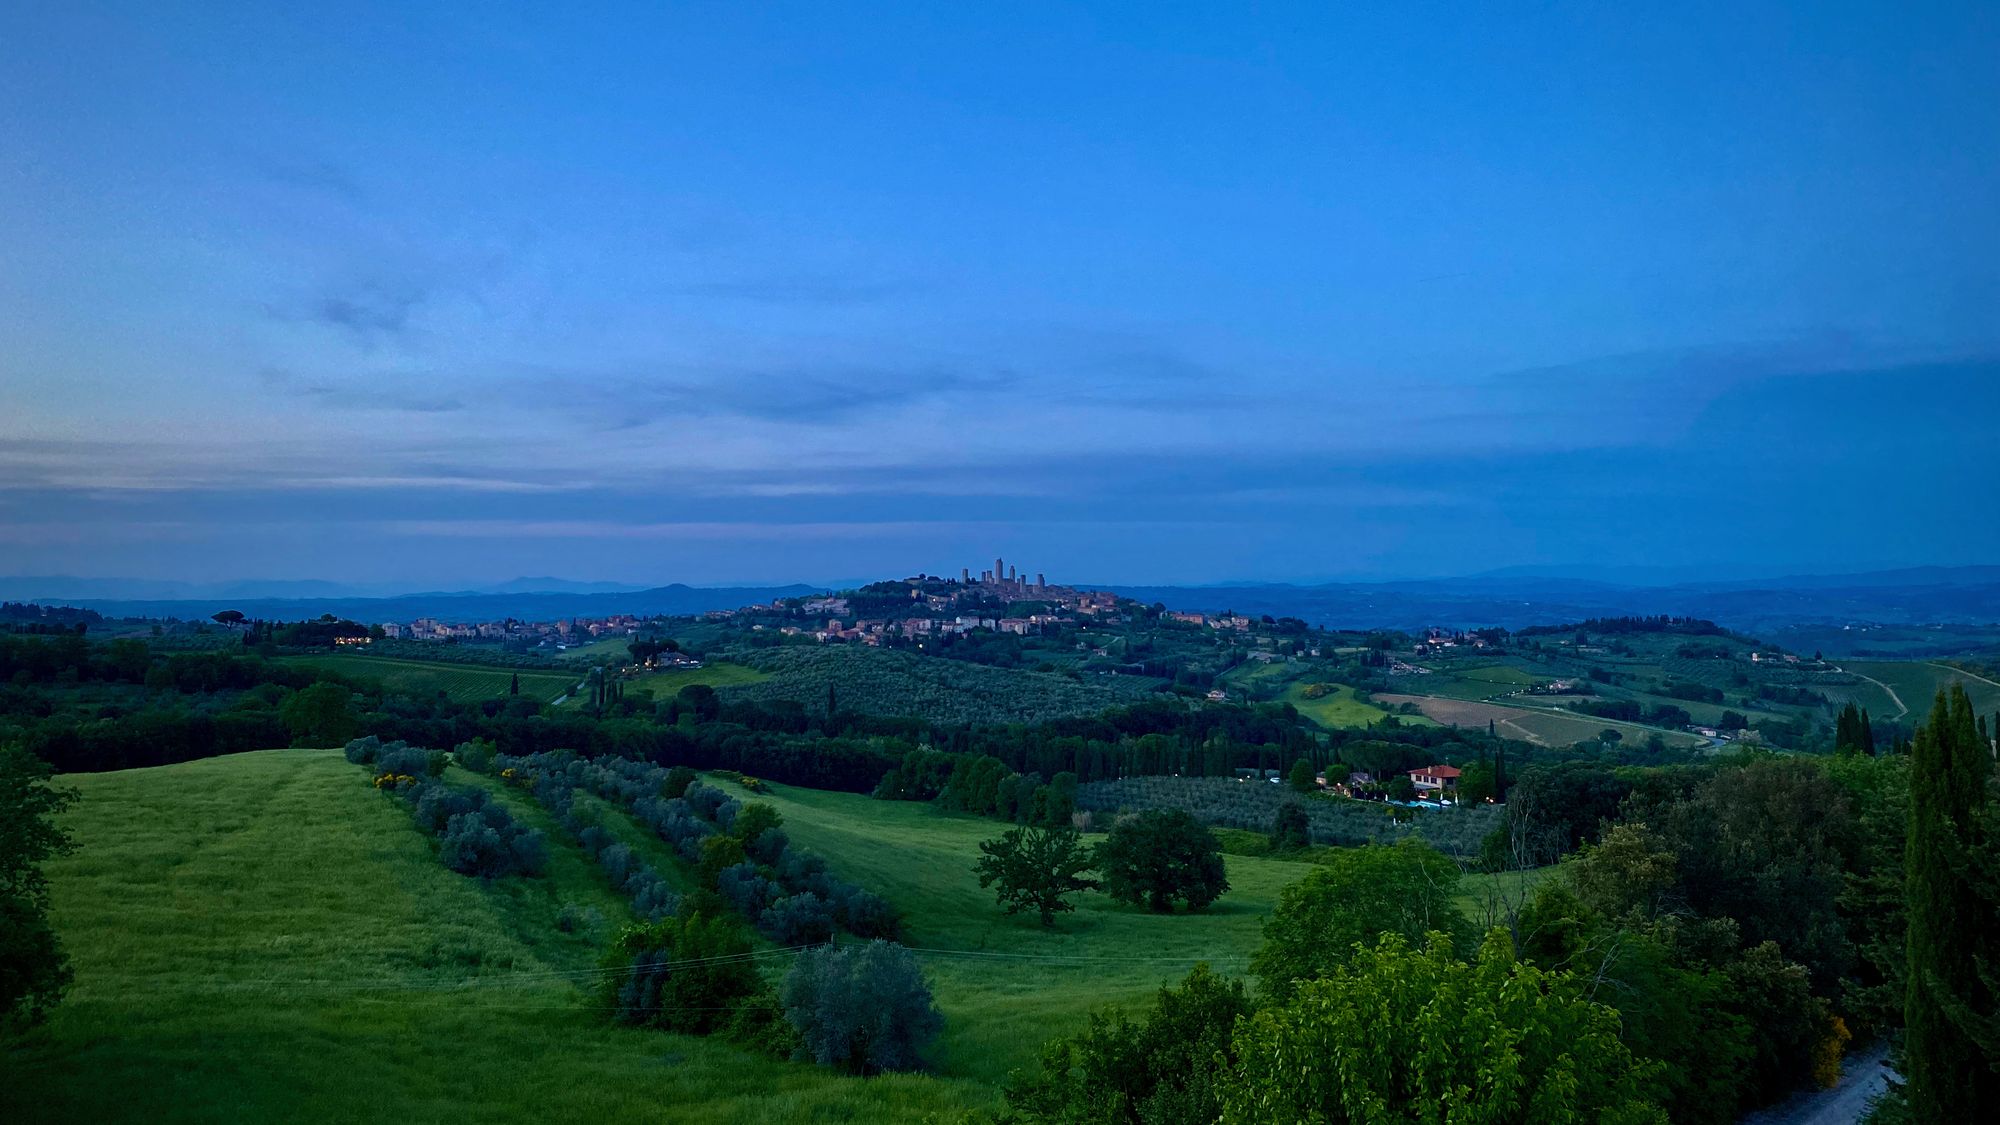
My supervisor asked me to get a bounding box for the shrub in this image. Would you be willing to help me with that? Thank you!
[555,903,603,934]
[344,736,443,778]
[731,802,783,844]
[453,738,497,774]
[410,780,483,834]
[1270,800,1310,851]
[759,892,835,945]
[745,826,790,865]
[597,842,635,889]
[717,860,779,917]
[698,834,749,888]
[437,807,547,879]
[612,913,768,1036]
[1220,932,1666,1123]
[780,941,942,1073]
[1004,963,1249,1124]
[1077,775,1499,856]
[684,781,729,820]
[1251,839,1470,1001]
[626,870,682,923]
[833,886,900,940]
[662,765,697,799]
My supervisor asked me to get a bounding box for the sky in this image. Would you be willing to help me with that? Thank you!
[3,1,1998,588]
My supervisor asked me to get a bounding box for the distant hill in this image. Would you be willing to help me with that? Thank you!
[482,577,653,595]
[19,583,827,624]
[1107,565,2000,633]
[14,564,1999,634]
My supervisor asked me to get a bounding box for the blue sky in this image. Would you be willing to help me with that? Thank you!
[3,1,1997,586]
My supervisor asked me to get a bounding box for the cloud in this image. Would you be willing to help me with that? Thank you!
[261,159,367,204]
[377,518,1014,540]
[659,276,925,304]
[507,363,1021,429]
[260,369,465,413]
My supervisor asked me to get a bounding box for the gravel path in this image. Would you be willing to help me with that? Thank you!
[1740,1043,1895,1125]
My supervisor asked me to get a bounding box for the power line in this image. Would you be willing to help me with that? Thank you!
[71,942,1248,997]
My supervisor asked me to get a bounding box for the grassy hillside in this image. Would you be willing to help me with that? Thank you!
[694,777,1298,1085]
[278,653,580,704]
[1842,660,2000,721]
[621,660,769,700]
[6,751,1542,1122]
[0,751,982,1124]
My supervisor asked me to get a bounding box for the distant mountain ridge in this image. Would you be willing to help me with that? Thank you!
[1106,564,2000,633]
[6,582,826,624]
[7,565,1997,634]
[0,575,667,601]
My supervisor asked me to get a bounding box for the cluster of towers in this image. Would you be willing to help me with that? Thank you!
[961,557,1048,592]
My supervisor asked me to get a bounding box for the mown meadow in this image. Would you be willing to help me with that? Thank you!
[0,752,983,1124]
[0,749,1574,1122]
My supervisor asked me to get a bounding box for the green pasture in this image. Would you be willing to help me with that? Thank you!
[621,660,770,699]
[1282,681,1405,728]
[1843,660,2000,721]
[1,751,981,1124]
[7,751,1555,1123]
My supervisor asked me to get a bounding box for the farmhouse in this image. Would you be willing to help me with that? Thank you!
[1407,764,1460,796]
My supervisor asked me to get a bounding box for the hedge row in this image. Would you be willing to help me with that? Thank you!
[345,736,546,879]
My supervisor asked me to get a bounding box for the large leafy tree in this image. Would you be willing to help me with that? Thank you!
[1095,809,1229,913]
[1268,800,1309,852]
[1,744,77,1029]
[975,825,1099,927]
[279,681,360,747]
[1250,838,1469,1001]
[1513,881,1752,1125]
[1220,930,1667,1124]
[1904,685,1999,1119]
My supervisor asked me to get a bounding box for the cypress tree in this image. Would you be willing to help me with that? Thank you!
[1859,708,1875,755]
[1904,685,1999,1119]
[1837,703,1858,754]
[509,672,519,696]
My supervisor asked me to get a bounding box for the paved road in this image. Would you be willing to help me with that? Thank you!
[1740,1043,1895,1125]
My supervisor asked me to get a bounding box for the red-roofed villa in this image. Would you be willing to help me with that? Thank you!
[1408,764,1461,796]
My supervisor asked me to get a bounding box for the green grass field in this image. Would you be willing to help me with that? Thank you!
[1282,681,1403,728]
[5,752,1548,1122]
[696,777,1303,1086]
[621,660,770,700]
[1843,660,2000,721]
[0,752,982,1124]
[549,635,640,663]
[1221,660,1422,729]
[279,653,580,704]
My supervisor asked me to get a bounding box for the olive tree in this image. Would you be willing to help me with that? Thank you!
[780,940,942,1073]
